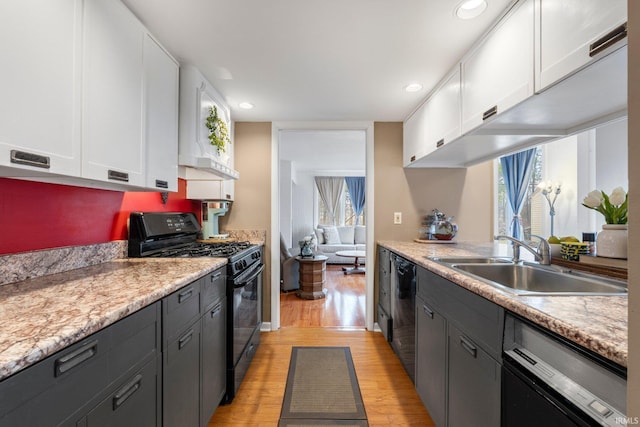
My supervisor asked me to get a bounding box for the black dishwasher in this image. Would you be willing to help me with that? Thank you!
[390,254,416,382]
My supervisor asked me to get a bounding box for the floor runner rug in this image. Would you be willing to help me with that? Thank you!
[279,346,368,426]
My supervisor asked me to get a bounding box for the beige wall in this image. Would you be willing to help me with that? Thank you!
[222,122,273,320]
[373,122,493,243]
[628,0,639,417]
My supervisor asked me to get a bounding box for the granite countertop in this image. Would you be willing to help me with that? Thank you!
[379,240,628,367]
[0,257,226,381]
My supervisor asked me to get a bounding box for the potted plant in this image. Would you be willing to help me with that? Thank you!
[582,187,628,258]
[205,105,231,154]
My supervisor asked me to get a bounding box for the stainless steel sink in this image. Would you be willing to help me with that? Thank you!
[451,263,627,296]
[428,256,513,264]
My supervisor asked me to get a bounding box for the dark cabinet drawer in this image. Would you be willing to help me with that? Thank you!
[78,356,159,427]
[200,267,226,312]
[163,280,201,346]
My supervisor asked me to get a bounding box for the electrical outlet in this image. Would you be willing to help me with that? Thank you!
[394,212,402,224]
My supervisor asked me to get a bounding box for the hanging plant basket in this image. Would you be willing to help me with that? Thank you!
[205,105,231,153]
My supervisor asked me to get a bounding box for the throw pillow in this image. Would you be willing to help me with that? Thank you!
[323,226,341,245]
[337,226,355,244]
[354,226,366,244]
[314,228,325,245]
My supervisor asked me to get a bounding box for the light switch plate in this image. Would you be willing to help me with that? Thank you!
[394,212,402,224]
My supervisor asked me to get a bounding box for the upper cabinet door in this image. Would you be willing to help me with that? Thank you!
[144,35,179,192]
[428,67,461,151]
[82,0,146,187]
[461,0,534,134]
[403,101,430,167]
[537,0,627,92]
[0,0,82,176]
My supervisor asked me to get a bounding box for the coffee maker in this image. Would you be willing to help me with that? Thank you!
[201,201,231,239]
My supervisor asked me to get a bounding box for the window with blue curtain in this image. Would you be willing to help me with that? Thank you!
[345,177,365,225]
[500,148,538,239]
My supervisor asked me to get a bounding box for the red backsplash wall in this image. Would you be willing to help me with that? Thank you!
[0,178,200,255]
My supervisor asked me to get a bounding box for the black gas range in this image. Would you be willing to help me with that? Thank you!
[127,211,263,404]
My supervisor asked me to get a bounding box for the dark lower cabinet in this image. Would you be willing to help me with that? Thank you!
[447,324,501,427]
[201,298,227,426]
[0,267,229,427]
[415,266,504,427]
[78,356,160,427]
[163,321,201,427]
[415,296,446,427]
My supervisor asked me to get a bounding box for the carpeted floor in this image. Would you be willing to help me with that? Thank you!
[279,347,368,426]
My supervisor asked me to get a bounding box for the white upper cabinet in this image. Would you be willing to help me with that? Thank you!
[404,67,462,168]
[144,35,179,192]
[537,0,627,92]
[427,67,461,151]
[82,0,146,187]
[403,101,430,167]
[461,0,534,134]
[0,0,82,176]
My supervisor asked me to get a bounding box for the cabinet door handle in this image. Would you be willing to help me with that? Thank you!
[155,179,168,189]
[422,304,434,319]
[112,374,143,410]
[212,271,223,281]
[590,23,627,57]
[178,288,194,303]
[178,330,194,349]
[436,139,445,148]
[410,155,416,162]
[482,105,498,121]
[108,169,129,182]
[210,303,222,318]
[54,340,98,377]
[10,150,51,169]
[460,335,478,358]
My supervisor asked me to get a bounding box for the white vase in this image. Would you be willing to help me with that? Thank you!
[596,224,628,259]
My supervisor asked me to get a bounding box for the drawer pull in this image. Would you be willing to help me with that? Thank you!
[108,169,129,182]
[178,330,194,349]
[590,23,627,57]
[54,340,98,377]
[436,139,445,148]
[460,335,478,358]
[212,271,223,281]
[178,288,194,303]
[422,304,434,319]
[113,374,143,410]
[155,179,168,189]
[210,303,222,318]
[482,105,498,121]
[10,150,50,169]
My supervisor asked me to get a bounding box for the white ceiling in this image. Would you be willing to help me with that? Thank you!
[279,130,366,172]
[122,0,514,122]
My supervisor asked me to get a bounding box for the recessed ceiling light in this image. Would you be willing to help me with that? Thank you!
[455,0,488,20]
[238,102,254,109]
[404,83,423,93]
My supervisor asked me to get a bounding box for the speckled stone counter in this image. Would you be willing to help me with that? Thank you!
[0,257,226,380]
[378,240,628,367]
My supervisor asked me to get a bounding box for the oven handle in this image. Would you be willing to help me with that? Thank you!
[233,263,265,288]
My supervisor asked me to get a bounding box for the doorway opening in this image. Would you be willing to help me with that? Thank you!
[270,122,375,331]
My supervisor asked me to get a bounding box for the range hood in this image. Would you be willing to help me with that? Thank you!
[178,65,239,180]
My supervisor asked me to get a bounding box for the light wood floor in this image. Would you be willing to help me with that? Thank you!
[208,266,435,426]
[280,265,366,328]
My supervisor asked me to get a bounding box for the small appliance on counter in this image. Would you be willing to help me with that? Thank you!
[201,201,231,240]
[419,209,458,241]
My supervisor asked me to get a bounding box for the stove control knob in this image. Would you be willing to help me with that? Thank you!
[235,261,242,270]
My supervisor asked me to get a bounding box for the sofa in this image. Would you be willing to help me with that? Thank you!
[314,225,366,264]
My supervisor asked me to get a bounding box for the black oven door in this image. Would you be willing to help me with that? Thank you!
[230,262,264,365]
